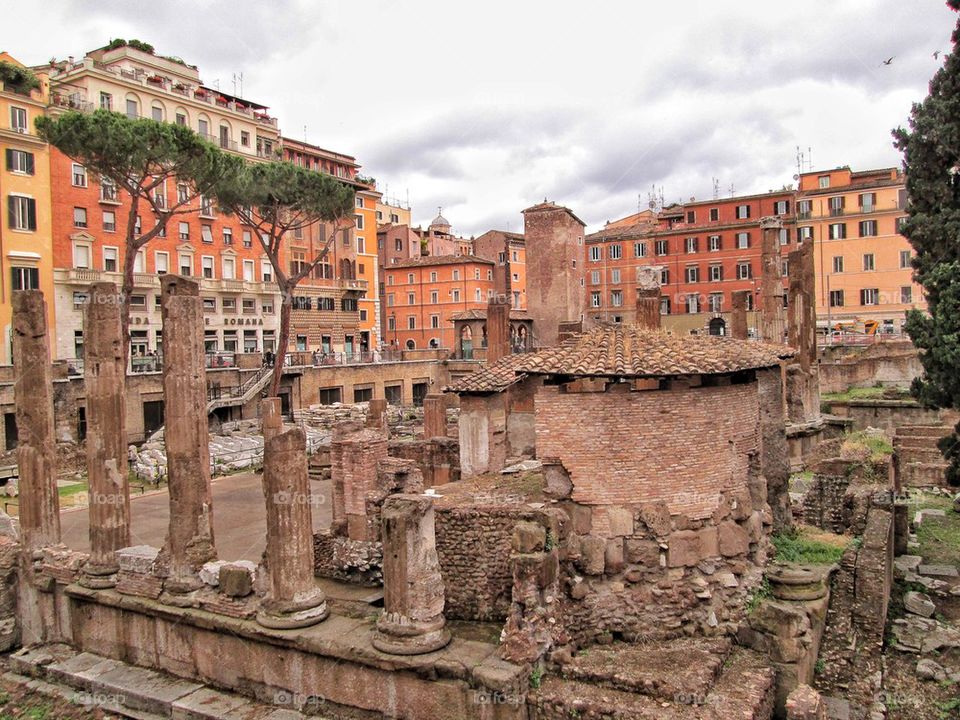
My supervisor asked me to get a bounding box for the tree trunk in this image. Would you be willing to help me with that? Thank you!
[270,285,292,398]
[119,194,141,369]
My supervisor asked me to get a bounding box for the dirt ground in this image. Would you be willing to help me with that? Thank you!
[0,659,120,720]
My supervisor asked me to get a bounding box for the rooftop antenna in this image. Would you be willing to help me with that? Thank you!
[728,182,735,197]
[231,72,243,97]
[807,146,813,172]
[303,124,307,144]
[712,177,720,200]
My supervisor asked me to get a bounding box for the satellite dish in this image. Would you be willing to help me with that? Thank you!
[792,174,800,180]
[648,200,657,209]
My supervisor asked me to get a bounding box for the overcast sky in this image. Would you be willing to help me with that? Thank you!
[4,1,956,234]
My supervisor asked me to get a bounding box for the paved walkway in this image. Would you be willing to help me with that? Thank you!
[60,473,332,562]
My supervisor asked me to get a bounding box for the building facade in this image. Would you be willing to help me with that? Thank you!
[382,255,495,352]
[799,167,919,331]
[473,230,527,310]
[0,54,56,363]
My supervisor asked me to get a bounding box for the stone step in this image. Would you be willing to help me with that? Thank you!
[896,425,951,438]
[901,463,949,488]
[897,448,947,463]
[531,646,775,720]
[8,645,307,720]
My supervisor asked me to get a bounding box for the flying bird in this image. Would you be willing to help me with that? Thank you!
[881,56,895,66]
[933,50,941,59]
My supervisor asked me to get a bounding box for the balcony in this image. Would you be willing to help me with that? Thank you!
[339,278,368,291]
[220,279,245,292]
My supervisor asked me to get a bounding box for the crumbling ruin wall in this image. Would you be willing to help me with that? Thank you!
[389,437,461,487]
[801,458,889,535]
[814,493,893,715]
[435,504,538,621]
[818,343,922,395]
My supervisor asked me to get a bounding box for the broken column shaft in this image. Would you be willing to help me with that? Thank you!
[759,217,785,344]
[81,283,131,587]
[486,297,511,364]
[422,394,446,439]
[158,275,216,595]
[261,397,282,443]
[372,494,450,655]
[730,290,750,340]
[257,427,328,628]
[12,291,60,549]
[635,287,661,330]
[788,241,817,372]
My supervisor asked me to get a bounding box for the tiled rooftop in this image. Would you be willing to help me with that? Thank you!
[446,325,793,393]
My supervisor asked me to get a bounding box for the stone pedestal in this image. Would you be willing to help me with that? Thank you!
[261,397,282,443]
[365,398,388,433]
[81,283,131,588]
[257,428,328,628]
[422,394,446,440]
[634,287,661,330]
[11,291,60,549]
[731,290,750,340]
[372,494,450,655]
[157,275,216,596]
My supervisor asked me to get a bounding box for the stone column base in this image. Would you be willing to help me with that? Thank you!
[256,590,329,629]
[78,562,118,589]
[372,612,451,655]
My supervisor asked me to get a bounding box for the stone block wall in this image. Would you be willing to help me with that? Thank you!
[534,381,760,519]
[389,437,461,487]
[801,458,889,534]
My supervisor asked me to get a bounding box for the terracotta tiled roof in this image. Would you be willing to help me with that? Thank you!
[448,308,532,321]
[515,325,792,378]
[387,254,493,269]
[444,353,532,394]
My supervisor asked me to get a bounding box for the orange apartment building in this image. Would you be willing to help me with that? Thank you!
[473,229,527,310]
[798,166,920,331]
[44,42,283,363]
[585,191,794,335]
[382,255,495,351]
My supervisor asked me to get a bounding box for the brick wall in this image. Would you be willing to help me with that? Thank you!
[535,381,760,519]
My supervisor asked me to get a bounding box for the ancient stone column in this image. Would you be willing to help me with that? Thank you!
[758,366,792,533]
[788,241,817,371]
[730,290,750,340]
[261,397,282,443]
[257,428,328,628]
[81,283,131,588]
[759,217,785,344]
[157,275,216,595]
[11,291,60,549]
[422,394,446,439]
[635,287,661,330]
[486,299,511,364]
[365,397,388,432]
[372,494,450,654]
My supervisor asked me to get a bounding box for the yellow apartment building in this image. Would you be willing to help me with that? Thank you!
[798,167,923,333]
[0,52,55,363]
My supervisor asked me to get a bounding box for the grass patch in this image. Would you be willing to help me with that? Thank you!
[822,386,893,403]
[771,525,850,565]
[915,500,960,566]
[57,481,88,498]
[840,430,894,464]
[746,578,772,613]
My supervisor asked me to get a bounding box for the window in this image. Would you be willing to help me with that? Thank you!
[178,222,190,240]
[832,256,844,273]
[859,220,877,237]
[407,315,416,329]
[240,131,250,148]
[155,252,169,275]
[685,265,700,283]
[685,237,698,253]
[452,269,460,281]
[201,225,213,244]
[858,192,876,211]
[73,207,87,228]
[685,294,700,313]
[125,98,138,119]
[430,314,440,329]
[660,296,671,314]
[386,293,395,307]
[736,262,752,280]
[611,290,623,307]
[659,267,669,285]
[609,244,622,260]
[901,286,913,304]
[7,195,36,230]
[73,291,89,308]
[818,175,830,189]
[779,228,789,245]
[634,241,647,257]
[99,92,112,111]
[10,107,27,132]
[860,288,880,305]
[223,257,235,279]
[655,240,668,256]
[735,204,750,219]
[261,261,272,282]
[100,210,115,232]
[863,253,875,271]
[103,247,118,272]
[782,259,789,277]
[242,230,252,248]
[5,149,34,174]
[900,250,912,268]
[175,112,186,126]
[704,208,717,222]
[11,266,39,290]
[589,246,602,261]
[242,260,255,281]
[736,232,750,249]
[797,226,813,242]
[73,243,91,269]
[797,200,812,219]
[773,200,790,215]
[222,227,233,245]
[129,294,146,308]
[590,291,601,307]
[611,268,621,284]
[201,256,214,279]
[354,213,365,230]
[316,297,335,311]
[242,298,256,315]
[475,288,482,302]
[177,184,189,204]
[452,288,461,302]
[896,216,908,233]
[222,297,237,313]
[133,249,145,273]
[829,290,844,307]
[708,264,723,281]
[590,270,600,285]
[708,235,721,251]
[407,292,415,305]
[200,196,214,218]
[684,210,695,223]
[708,293,723,313]
[828,196,845,216]
[356,197,364,208]
[391,213,400,223]
[430,290,439,303]
[72,163,87,187]
[828,223,846,240]
[474,268,481,280]
[179,254,193,276]
[151,104,163,122]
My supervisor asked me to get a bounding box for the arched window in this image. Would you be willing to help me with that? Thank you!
[197,113,210,139]
[174,106,189,127]
[150,101,165,122]
[405,339,416,350]
[124,93,141,119]
[429,338,439,349]
[218,120,232,150]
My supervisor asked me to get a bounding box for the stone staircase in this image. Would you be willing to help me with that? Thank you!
[207,365,274,413]
[528,638,776,720]
[894,425,951,488]
[8,645,308,720]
